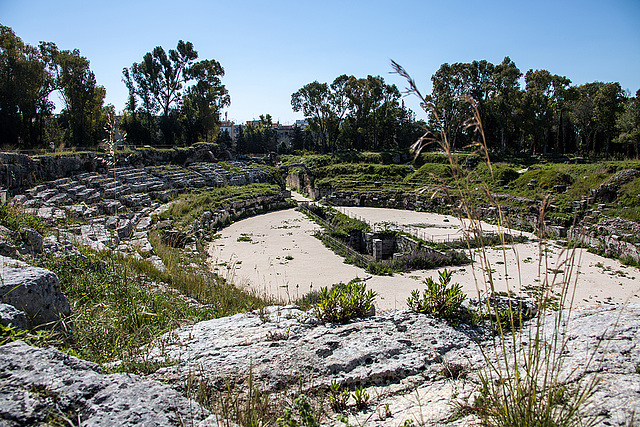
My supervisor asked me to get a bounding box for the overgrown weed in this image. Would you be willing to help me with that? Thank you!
[314,279,376,324]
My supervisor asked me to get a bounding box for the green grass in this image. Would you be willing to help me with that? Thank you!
[281,150,407,168]
[606,176,640,221]
[0,189,278,374]
[164,183,282,228]
[313,163,413,187]
[29,235,277,373]
[404,162,452,182]
[147,231,276,312]
[35,251,217,371]
[0,203,46,234]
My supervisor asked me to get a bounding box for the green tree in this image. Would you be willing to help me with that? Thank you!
[55,49,107,146]
[593,82,624,158]
[614,89,640,158]
[519,69,571,155]
[239,115,277,154]
[485,57,522,153]
[570,82,601,155]
[428,62,475,151]
[122,40,228,145]
[569,82,625,157]
[290,124,305,151]
[216,129,232,147]
[342,75,402,150]
[291,75,349,153]
[0,26,55,148]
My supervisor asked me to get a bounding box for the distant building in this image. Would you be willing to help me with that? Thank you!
[219,118,308,146]
[274,124,294,144]
[219,121,241,141]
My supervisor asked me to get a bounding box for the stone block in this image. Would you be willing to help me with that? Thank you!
[0,340,228,426]
[0,303,28,330]
[0,256,71,327]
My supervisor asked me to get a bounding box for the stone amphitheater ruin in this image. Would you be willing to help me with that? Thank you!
[1,145,639,426]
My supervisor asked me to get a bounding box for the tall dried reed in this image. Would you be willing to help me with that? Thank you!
[392,60,600,426]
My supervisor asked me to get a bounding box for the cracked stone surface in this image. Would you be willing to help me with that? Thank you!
[0,340,232,427]
[144,304,640,426]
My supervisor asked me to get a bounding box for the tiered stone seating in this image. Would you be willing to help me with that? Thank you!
[147,165,207,188]
[187,163,226,186]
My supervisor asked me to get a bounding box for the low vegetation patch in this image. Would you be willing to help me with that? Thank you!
[367,250,469,275]
[314,279,376,324]
[164,183,282,228]
[35,251,217,371]
[0,203,45,235]
[407,269,466,320]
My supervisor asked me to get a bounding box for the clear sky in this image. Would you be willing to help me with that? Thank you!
[2,0,639,124]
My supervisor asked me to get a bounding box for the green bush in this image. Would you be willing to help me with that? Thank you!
[405,163,452,182]
[276,394,319,427]
[513,169,574,190]
[315,279,376,324]
[406,269,466,319]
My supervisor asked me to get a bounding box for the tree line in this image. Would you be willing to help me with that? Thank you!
[291,75,423,154]
[293,58,639,158]
[413,57,639,158]
[121,40,229,147]
[0,25,112,149]
[2,24,638,158]
[0,26,229,149]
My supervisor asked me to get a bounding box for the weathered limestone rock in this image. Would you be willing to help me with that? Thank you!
[0,256,71,327]
[147,255,166,272]
[19,228,43,254]
[147,306,482,391]
[0,303,28,330]
[0,235,18,257]
[569,216,640,262]
[145,304,640,426]
[0,340,230,426]
[593,169,640,203]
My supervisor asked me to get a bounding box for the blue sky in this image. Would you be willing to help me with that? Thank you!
[2,0,639,124]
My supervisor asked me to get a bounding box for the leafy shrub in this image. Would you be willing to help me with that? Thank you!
[353,385,370,409]
[328,380,350,411]
[407,269,466,319]
[315,279,376,324]
[276,394,319,427]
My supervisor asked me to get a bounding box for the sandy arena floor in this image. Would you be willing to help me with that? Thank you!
[207,193,640,310]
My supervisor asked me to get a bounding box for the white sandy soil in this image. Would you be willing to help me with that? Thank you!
[207,193,640,310]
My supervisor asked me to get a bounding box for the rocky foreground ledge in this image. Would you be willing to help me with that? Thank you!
[1,302,639,426]
[0,340,233,426]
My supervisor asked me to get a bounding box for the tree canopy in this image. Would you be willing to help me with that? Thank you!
[1,25,638,158]
[121,40,229,146]
[400,57,638,158]
[292,75,422,153]
[0,25,109,149]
